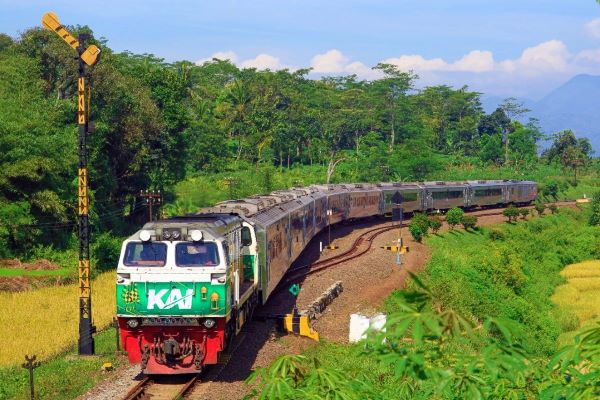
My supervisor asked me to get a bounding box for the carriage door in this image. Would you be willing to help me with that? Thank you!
[425,190,433,210]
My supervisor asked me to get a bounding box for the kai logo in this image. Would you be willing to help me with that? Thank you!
[147,288,194,310]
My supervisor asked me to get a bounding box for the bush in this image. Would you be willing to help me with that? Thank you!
[519,208,530,219]
[428,215,443,234]
[488,228,505,241]
[412,213,430,235]
[589,192,600,226]
[461,215,478,230]
[548,204,558,214]
[446,207,464,230]
[409,222,424,242]
[92,233,123,272]
[503,205,520,222]
[535,202,546,216]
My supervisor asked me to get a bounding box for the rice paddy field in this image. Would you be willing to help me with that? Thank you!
[0,272,116,366]
[552,260,600,345]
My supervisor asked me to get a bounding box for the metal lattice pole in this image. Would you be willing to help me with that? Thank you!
[77,34,95,355]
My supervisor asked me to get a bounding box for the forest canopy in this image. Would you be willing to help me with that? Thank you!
[0,27,595,257]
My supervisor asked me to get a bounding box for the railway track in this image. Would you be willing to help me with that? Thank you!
[122,332,248,400]
[123,374,199,400]
[280,201,577,286]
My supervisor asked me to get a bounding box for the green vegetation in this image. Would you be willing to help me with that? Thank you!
[460,214,478,230]
[247,208,600,399]
[502,204,520,222]
[408,223,425,242]
[445,207,464,229]
[0,26,598,265]
[0,327,122,400]
[590,191,600,226]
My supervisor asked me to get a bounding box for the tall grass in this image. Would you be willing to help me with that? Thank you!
[0,272,115,366]
[552,260,600,345]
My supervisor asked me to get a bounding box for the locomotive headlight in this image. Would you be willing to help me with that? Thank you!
[163,230,172,240]
[171,230,181,240]
[203,319,216,329]
[126,318,139,329]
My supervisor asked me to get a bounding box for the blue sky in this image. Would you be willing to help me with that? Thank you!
[2,0,600,98]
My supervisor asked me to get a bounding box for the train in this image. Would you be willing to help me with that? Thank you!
[115,179,537,374]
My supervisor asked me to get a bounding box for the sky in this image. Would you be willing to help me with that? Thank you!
[3,0,600,99]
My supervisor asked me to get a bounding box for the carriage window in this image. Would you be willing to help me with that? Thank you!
[241,226,252,246]
[402,192,418,202]
[176,242,220,267]
[448,190,463,199]
[123,242,167,267]
[432,191,446,200]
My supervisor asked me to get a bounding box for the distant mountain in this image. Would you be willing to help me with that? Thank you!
[481,75,600,153]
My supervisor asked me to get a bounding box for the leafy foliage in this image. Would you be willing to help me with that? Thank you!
[502,205,520,222]
[428,215,443,234]
[446,207,464,229]
[409,223,425,242]
[590,192,600,226]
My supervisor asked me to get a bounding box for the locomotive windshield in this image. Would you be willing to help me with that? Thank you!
[176,242,220,267]
[123,242,167,267]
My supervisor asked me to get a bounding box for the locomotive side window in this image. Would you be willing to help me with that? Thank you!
[123,242,167,267]
[175,242,220,267]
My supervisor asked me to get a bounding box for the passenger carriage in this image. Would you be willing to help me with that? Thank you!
[379,182,424,213]
[423,181,469,210]
[467,180,506,208]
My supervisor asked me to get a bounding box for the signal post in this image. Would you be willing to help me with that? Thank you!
[42,12,101,355]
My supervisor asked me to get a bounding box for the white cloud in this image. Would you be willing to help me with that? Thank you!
[310,49,348,73]
[195,50,238,65]
[512,40,570,73]
[195,35,600,97]
[453,50,495,72]
[585,18,600,40]
[382,55,447,71]
[240,54,283,70]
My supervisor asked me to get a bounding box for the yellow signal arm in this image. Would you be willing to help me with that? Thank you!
[41,12,100,66]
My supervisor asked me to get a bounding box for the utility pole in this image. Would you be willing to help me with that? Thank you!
[140,190,162,222]
[42,12,100,355]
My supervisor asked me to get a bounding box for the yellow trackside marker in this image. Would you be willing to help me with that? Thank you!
[78,168,88,215]
[381,245,409,254]
[78,78,86,124]
[283,311,320,341]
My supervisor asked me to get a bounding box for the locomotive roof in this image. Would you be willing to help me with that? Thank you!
[125,213,242,241]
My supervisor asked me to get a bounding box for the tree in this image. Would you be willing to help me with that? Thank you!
[446,207,464,229]
[519,208,530,219]
[589,192,600,226]
[409,223,424,242]
[461,215,478,230]
[428,215,443,234]
[544,130,593,184]
[411,213,430,235]
[499,97,530,165]
[503,205,520,222]
[370,63,415,150]
[535,202,546,216]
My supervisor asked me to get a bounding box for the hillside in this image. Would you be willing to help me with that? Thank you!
[483,74,600,152]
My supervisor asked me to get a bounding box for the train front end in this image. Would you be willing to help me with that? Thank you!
[115,223,231,374]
